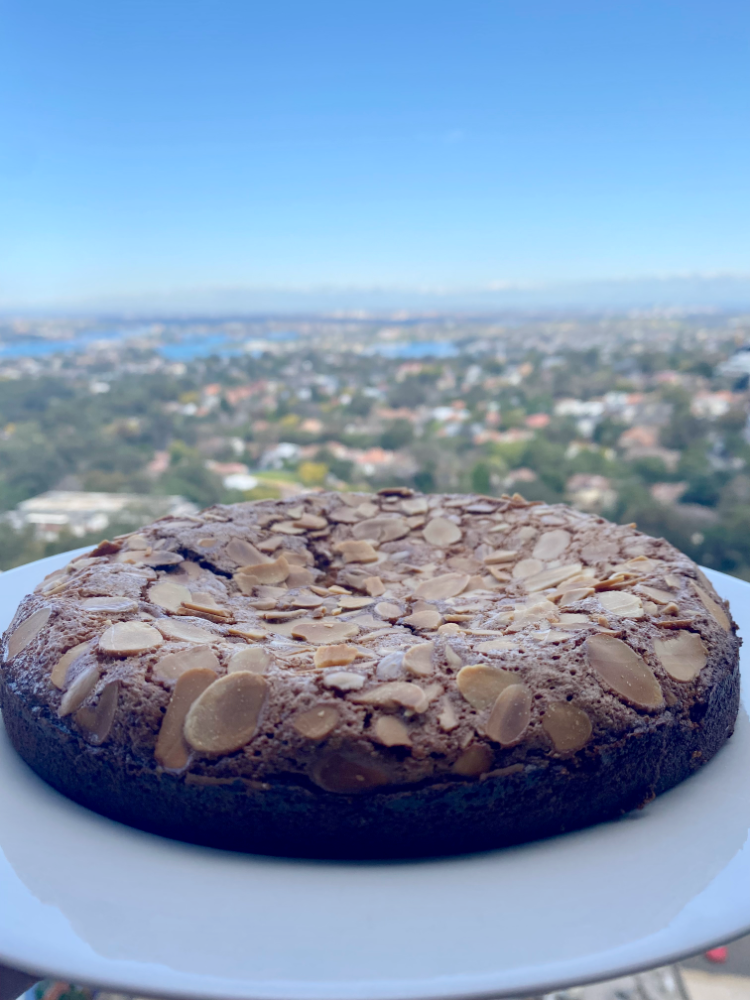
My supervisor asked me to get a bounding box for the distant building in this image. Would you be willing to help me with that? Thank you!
[566,474,617,512]
[7,491,198,542]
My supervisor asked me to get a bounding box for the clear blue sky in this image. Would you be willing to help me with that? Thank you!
[1,0,749,309]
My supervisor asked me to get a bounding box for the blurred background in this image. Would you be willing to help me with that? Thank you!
[1,0,750,583]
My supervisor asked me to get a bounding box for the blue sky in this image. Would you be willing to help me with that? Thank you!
[1,0,749,310]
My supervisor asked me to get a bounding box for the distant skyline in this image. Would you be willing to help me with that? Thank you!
[1,1,749,310]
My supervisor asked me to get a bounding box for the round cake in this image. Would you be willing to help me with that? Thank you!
[0,490,740,858]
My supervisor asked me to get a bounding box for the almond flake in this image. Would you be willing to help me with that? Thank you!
[375,601,402,621]
[155,618,216,644]
[483,550,518,565]
[100,620,163,656]
[637,585,675,605]
[74,680,119,744]
[373,716,412,747]
[474,639,516,653]
[51,641,90,689]
[6,607,52,659]
[314,643,359,668]
[351,681,430,711]
[598,591,644,619]
[58,663,101,717]
[363,575,386,596]
[292,620,360,644]
[456,664,516,710]
[523,562,583,592]
[227,645,270,674]
[438,698,459,731]
[225,538,270,566]
[423,517,462,548]
[532,530,571,562]
[153,646,220,683]
[693,582,731,630]
[654,630,707,682]
[335,539,379,564]
[403,641,434,676]
[586,633,663,709]
[512,558,544,580]
[558,587,595,607]
[542,701,592,752]
[234,556,291,591]
[401,497,429,515]
[485,684,531,746]
[402,609,442,630]
[414,572,470,601]
[155,667,218,769]
[148,581,192,613]
[339,595,374,609]
[452,744,493,776]
[322,671,366,691]
[184,672,268,754]
[292,704,340,740]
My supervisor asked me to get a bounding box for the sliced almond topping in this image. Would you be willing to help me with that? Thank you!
[375,601,402,621]
[456,664,516,710]
[558,613,590,625]
[364,575,386,596]
[654,630,708,682]
[400,608,440,631]
[414,572,470,601]
[148,580,192,612]
[693,582,731,631]
[438,698,459,731]
[100,620,163,656]
[225,538,269,566]
[637,585,675,605]
[182,600,232,618]
[291,592,324,609]
[598,591,644,619]
[310,752,389,793]
[74,680,119,744]
[542,701,593,752]
[334,539,379,564]
[352,516,410,543]
[58,663,101,717]
[294,513,328,530]
[328,507,362,524]
[339,595,374,609]
[314,643,359,668]
[154,618,216,644]
[197,537,217,548]
[485,683,531,745]
[474,638,516,652]
[292,704,340,740]
[286,567,316,587]
[512,558,544,580]
[6,607,52,659]
[184,672,268,754]
[452,744,493,776]
[423,517,462,548]
[51,641,89,690]
[558,587,595,607]
[351,681,429,712]
[373,716,412,747]
[665,574,682,589]
[260,608,308,621]
[533,629,572,643]
[234,555,291,588]
[153,645,220,683]
[403,641,434,676]
[483,550,518,565]
[523,562,583,592]
[532,529,571,562]
[227,645,270,674]
[487,566,511,583]
[227,626,268,641]
[586,633,663,709]
[143,550,184,568]
[292,620,360,644]
[322,671,366,691]
[444,644,463,668]
[401,497,429,515]
[82,596,138,613]
[155,667,218,769]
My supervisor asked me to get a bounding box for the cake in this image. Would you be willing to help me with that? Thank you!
[0,490,740,858]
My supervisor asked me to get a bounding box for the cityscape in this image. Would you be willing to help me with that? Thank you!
[1,309,750,580]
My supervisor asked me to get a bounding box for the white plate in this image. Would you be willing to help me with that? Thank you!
[0,550,749,1000]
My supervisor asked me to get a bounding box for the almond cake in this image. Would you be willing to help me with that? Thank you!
[0,490,740,857]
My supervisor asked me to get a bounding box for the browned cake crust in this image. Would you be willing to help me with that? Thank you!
[0,491,741,858]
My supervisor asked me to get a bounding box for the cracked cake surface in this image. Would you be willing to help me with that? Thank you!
[0,489,741,858]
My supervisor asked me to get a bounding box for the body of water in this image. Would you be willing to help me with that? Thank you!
[365,340,457,359]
